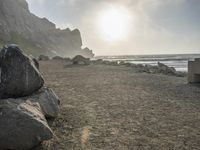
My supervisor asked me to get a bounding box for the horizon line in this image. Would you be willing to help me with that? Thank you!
[95,52,200,57]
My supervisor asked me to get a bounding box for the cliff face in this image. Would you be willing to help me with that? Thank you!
[0,0,94,58]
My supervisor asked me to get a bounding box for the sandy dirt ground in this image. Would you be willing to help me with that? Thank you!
[34,60,200,150]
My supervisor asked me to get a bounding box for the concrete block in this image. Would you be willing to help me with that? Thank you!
[188,59,200,83]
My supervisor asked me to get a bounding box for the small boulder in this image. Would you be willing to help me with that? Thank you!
[0,45,44,99]
[0,99,53,150]
[29,87,60,118]
[64,57,72,65]
[93,59,104,64]
[102,60,110,65]
[108,61,119,66]
[124,62,133,67]
[118,61,126,65]
[38,55,49,61]
[52,56,64,60]
[72,55,90,65]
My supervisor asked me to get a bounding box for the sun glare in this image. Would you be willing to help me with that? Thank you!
[98,6,131,41]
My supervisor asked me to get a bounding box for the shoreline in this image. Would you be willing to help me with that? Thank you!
[91,59,187,77]
[95,53,200,73]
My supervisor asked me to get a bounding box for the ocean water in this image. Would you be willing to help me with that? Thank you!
[95,54,200,72]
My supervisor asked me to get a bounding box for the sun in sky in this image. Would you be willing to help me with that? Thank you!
[97,6,132,42]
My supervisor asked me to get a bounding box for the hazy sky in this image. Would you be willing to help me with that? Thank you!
[27,0,200,55]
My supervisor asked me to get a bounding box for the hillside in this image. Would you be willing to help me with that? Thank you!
[0,0,94,58]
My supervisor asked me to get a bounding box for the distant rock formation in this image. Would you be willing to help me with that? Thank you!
[0,0,94,58]
[92,60,187,77]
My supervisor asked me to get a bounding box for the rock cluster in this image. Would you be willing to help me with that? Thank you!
[0,45,60,149]
[92,59,186,77]
[130,62,186,77]
[38,54,90,66]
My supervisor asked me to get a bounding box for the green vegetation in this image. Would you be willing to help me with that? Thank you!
[9,32,44,56]
[0,39,5,49]
[0,32,46,57]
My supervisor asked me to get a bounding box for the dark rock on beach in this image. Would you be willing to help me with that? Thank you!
[0,45,44,99]
[52,56,64,60]
[0,99,53,150]
[72,55,90,65]
[38,55,50,61]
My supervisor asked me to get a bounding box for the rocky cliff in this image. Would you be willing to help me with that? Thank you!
[0,0,94,58]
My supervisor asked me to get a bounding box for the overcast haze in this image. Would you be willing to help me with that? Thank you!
[27,0,200,55]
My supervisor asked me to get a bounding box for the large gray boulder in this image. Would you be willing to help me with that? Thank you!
[0,45,44,99]
[0,99,53,150]
[29,87,60,118]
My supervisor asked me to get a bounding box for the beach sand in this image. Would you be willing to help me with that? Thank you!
[35,60,200,150]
